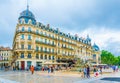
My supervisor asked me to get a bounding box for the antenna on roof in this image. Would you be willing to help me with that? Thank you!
[27,0,29,10]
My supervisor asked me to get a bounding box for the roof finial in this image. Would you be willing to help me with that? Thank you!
[27,0,29,10]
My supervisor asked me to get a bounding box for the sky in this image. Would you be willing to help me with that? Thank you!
[0,0,120,56]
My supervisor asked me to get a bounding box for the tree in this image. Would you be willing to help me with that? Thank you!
[101,50,119,65]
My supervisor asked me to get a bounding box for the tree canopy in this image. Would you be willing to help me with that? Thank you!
[101,50,120,65]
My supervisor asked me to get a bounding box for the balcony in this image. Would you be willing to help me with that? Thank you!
[35,40,56,47]
[35,50,56,55]
[14,48,34,52]
[61,46,74,51]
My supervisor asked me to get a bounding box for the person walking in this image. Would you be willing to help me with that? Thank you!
[99,66,102,75]
[48,67,50,73]
[83,66,87,78]
[30,65,34,75]
[93,67,97,77]
[86,65,90,78]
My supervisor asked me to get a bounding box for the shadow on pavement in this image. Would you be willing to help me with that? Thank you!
[100,77,120,82]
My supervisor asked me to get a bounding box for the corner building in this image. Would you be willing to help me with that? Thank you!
[13,7,101,70]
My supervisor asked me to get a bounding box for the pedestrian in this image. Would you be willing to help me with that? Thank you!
[13,66,15,71]
[30,65,34,75]
[48,67,50,73]
[99,66,102,75]
[83,66,87,78]
[26,66,29,71]
[86,65,90,78]
[51,67,53,73]
[93,67,97,77]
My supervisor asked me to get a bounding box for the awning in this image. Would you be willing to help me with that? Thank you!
[42,62,68,65]
[92,63,107,66]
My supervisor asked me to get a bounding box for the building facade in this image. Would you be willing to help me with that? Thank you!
[0,46,12,68]
[13,6,101,70]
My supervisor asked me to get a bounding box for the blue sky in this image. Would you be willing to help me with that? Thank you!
[0,0,120,56]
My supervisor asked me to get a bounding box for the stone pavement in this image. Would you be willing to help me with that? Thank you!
[0,69,118,83]
[75,71,120,83]
[0,70,81,83]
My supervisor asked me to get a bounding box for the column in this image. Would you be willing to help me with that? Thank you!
[19,61,21,69]
[25,61,27,69]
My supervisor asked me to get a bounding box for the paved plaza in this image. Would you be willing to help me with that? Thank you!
[0,70,119,83]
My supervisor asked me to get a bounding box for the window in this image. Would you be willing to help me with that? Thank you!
[28,45,31,50]
[36,46,39,51]
[49,48,51,52]
[28,53,31,58]
[28,27,31,32]
[58,43,60,46]
[49,55,51,60]
[28,34,31,40]
[21,34,24,39]
[21,53,24,58]
[52,49,54,53]
[36,37,39,41]
[93,54,96,60]
[45,32,47,36]
[40,38,43,42]
[45,55,47,59]
[22,27,24,32]
[52,56,54,60]
[45,47,47,52]
[40,47,43,51]
[58,50,60,53]
[36,54,39,59]
[45,39,47,44]
[48,40,50,44]
[40,31,43,34]
[52,41,54,45]
[36,30,39,34]
[49,34,51,37]
[40,54,43,59]
[21,44,24,49]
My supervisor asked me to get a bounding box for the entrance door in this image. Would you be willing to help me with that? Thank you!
[21,61,25,70]
[27,61,31,69]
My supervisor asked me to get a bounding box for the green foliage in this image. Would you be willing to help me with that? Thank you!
[101,50,120,65]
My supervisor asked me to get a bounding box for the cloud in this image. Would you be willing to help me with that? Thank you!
[78,26,120,56]
[0,0,120,56]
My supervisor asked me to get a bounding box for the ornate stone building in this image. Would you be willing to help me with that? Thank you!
[12,6,101,70]
[0,46,12,68]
